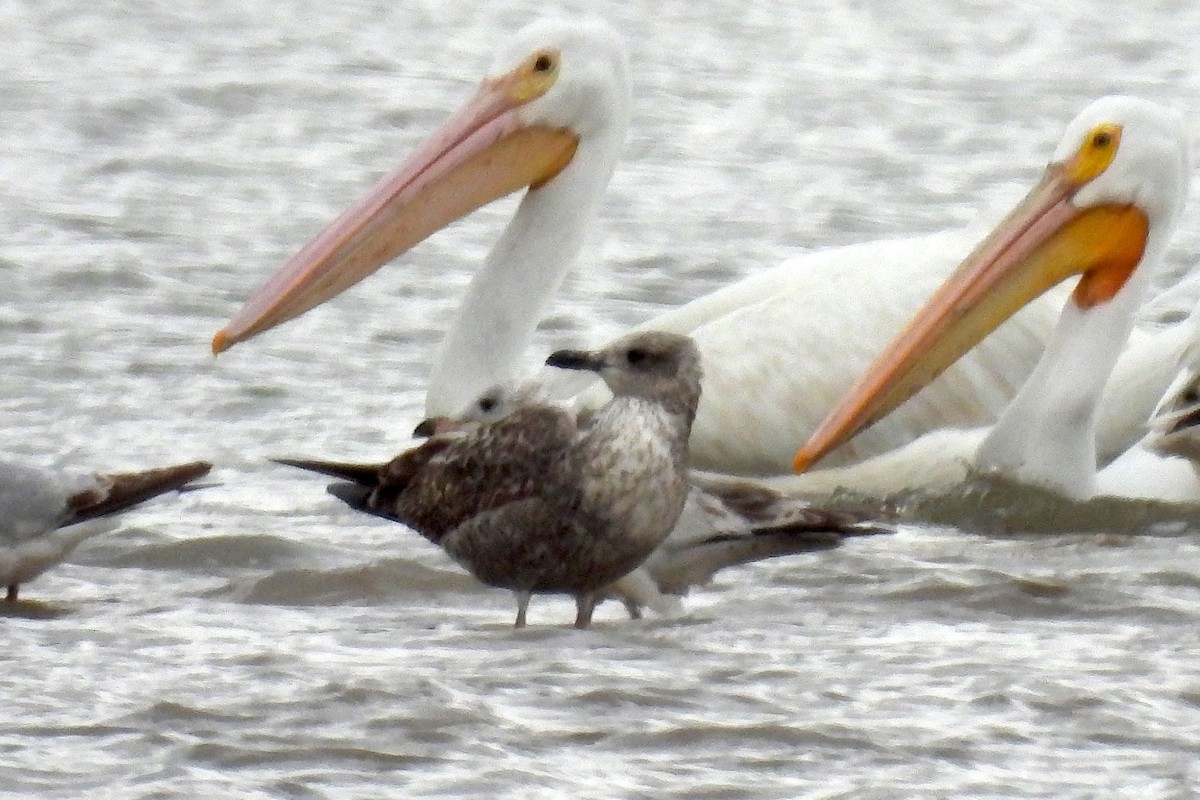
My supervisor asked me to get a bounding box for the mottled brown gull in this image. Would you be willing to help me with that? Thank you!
[279,331,702,628]
[0,460,212,601]
[410,380,890,618]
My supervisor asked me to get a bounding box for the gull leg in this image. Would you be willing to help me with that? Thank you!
[574,593,597,629]
[514,590,531,628]
[622,598,642,620]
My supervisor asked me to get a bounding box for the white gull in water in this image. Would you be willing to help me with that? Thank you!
[281,331,703,628]
[0,460,212,601]
[207,17,1180,481]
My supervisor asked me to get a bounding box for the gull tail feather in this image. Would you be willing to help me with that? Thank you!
[643,525,843,598]
[608,484,893,615]
[273,458,384,486]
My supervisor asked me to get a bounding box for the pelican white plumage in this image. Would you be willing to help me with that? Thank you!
[791,96,1192,501]
[211,16,1109,478]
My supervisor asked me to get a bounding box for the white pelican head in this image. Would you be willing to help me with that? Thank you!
[212,17,631,354]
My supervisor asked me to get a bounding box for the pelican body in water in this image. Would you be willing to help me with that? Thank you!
[0,460,212,601]
[793,96,1191,501]
[280,331,702,629]
[208,17,1139,479]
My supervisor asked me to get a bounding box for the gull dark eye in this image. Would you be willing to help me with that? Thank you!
[626,348,647,366]
[479,396,497,413]
[1183,385,1200,405]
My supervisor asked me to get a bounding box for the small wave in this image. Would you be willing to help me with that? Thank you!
[0,598,73,619]
[81,532,321,571]
[135,700,257,725]
[876,568,1082,617]
[607,721,879,753]
[213,557,477,606]
[857,474,1200,536]
[185,740,438,770]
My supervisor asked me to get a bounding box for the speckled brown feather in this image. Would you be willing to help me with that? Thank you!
[695,475,885,532]
[368,405,578,542]
[280,406,581,543]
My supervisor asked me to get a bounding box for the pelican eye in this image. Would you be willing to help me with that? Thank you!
[1068,123,1122,184]
[510,49,560,102]
[626,348,648,366]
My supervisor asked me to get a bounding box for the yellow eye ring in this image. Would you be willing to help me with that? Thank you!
[509,48,560,103]
[1068,123,1122,184]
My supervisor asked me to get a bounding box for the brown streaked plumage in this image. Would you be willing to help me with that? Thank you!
[406,382,893,619]
[279,331,701,628]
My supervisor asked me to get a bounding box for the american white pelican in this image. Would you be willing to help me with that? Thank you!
[0,460,212,601]
[792,96,1192,501]
[212,17,1107,477]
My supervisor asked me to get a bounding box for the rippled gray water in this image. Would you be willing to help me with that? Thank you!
[5,1,1200,797]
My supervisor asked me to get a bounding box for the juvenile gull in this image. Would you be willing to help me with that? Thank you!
[280,331,702,628]
[409,380,890,618]
[0,460,212,601]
